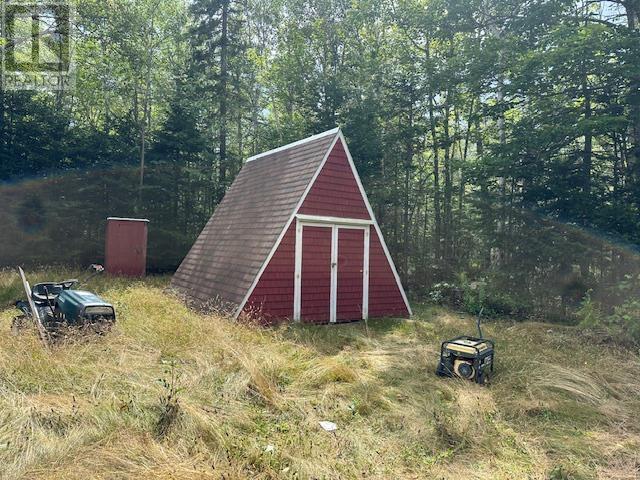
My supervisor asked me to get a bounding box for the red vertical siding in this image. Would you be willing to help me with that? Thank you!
[244,223,296,321]
[337,228,364,321]
[301,225,332,323]
[368,228,409,317]
[105,218,148,277]
[298,141,370,220]
[243,137,409,324]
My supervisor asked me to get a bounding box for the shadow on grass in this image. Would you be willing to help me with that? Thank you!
[279,316,414,355]
[276,304,457,357]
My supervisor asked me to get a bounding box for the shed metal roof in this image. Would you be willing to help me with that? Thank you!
[171,129,340,310]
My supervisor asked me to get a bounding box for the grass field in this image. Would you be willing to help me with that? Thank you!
[0,269,639,479]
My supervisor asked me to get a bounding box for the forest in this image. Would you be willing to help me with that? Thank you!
[1,0,640,325]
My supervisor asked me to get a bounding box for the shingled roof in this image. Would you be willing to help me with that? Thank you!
[171,128,340,311]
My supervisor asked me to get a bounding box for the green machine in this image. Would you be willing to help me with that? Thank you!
[15,265,115,335]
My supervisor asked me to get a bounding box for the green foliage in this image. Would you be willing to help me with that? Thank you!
[610,299,640,344]
[460,278,533,319]
[428,275,536,320]
[607,274,640,344]
[428,282,462,306]
[576,276,640,345]
[576,292,603,328]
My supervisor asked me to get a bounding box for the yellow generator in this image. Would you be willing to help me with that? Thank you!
[436,310,494,385]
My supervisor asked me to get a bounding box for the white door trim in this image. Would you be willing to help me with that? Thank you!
[330,225,339,323]
[296,214,373,226]
[294,220,369,323]
[363,226,370,320]
[293,220,303,321]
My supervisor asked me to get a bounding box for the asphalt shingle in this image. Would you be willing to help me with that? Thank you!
[171,130,339,312]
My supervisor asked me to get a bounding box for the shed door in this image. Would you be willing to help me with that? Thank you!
[337,228,365,321]
[300,225,332,322]
[296,221,369,323]
[105,219,148,277]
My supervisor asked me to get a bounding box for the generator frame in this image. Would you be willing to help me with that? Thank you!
[436,335,495,384]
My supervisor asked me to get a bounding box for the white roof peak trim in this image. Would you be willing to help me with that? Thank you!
[107,217,150,222]
[245,127,340,163]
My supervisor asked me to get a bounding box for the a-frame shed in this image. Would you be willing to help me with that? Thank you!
[171,128,411,323]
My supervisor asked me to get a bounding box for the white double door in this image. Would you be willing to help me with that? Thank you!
[293,219,370,323]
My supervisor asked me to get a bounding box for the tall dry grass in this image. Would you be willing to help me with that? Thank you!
[0,271,638,479]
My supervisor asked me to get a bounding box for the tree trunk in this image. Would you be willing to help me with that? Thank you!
[623,1,640,202]
[218,0,229,202]
[613,132,621,205]
[0,76,4,156]
[422,163,430,282]
[457,98,474,255]
[138,39,153,210]
[443,97,452,270]
[583,76,592,200]
[428,92,441,265]
[237,108,243,174]
[403,90,414,284]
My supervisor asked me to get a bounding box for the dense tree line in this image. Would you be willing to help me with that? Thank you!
[1,0,639,320]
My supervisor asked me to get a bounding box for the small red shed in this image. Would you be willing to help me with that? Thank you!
[105,217,149,277]
[171,128,410,322]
